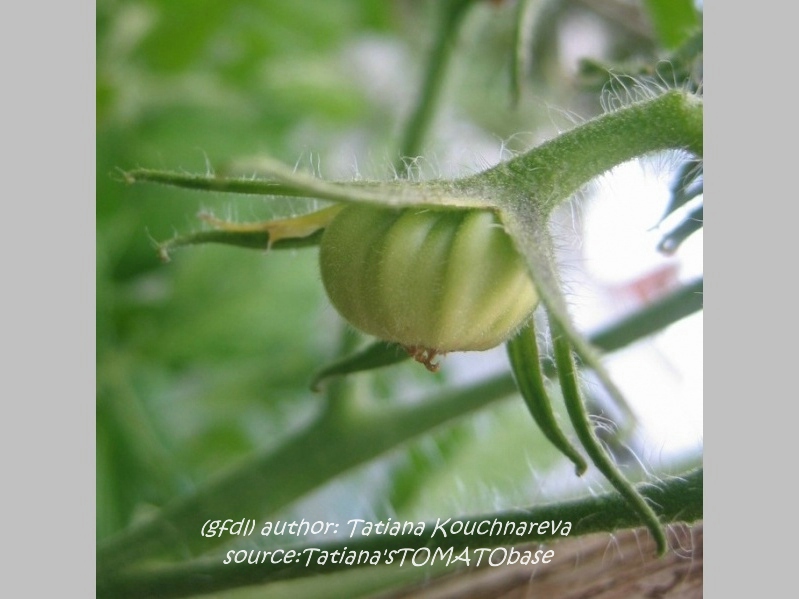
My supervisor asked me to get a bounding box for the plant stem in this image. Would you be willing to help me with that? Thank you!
[589,277,703,352]
[97,469,702,598]
[510,0,541,106]
[97,373,519,572]
[462,90,703,215]
[396,0,478,175]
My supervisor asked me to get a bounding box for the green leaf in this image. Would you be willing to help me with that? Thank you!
[643,0,701,50]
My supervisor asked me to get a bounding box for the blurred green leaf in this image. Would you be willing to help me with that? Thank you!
[643,0,701,50]
[311,341,410,391]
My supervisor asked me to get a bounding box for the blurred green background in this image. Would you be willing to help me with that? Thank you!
[97,2,696,595]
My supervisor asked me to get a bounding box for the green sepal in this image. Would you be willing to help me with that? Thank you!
[155,228,324,262]
[506,321,587,475]
[310,341,411,392]
[549,316,667,555]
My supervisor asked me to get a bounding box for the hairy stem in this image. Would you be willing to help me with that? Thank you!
[461,90,703,215]
[97,469,702,598]
[97,374,519,572]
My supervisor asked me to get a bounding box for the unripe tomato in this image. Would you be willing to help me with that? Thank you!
[319,205,538,369]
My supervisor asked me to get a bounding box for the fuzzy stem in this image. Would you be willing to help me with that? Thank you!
[97,373,519,573]
[123,166,488,210]
[97,469,702,598]
[460,90,703,215]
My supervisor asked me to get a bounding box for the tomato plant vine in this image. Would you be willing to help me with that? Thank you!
[98,1,703,596]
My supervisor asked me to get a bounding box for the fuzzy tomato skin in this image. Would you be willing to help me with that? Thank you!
[319,205,538,354]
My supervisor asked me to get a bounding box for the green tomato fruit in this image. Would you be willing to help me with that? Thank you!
[319,205,538,370]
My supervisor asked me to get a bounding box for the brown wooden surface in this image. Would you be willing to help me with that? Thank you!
[374,523,703,599]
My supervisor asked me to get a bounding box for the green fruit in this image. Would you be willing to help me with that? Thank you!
[319,205,538,369]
